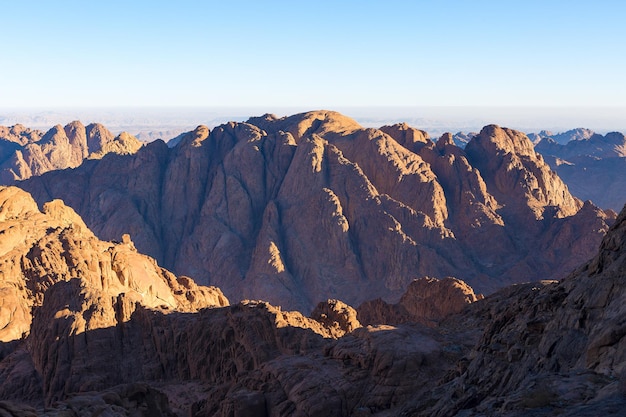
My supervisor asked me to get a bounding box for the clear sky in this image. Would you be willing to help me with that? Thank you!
[1,1,625,109]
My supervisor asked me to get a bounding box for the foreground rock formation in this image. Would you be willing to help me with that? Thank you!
[357,276,482,326]
[1,186,626,416]
[0,121,142,183]
[19,111,615,311]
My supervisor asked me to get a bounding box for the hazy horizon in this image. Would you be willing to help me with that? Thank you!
[1,106,624,139]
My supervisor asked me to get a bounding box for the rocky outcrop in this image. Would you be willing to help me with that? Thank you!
[1,186,626,416]
[409,204,626,416]
[310,299,361,337]
[0,122,142,183]
[0,124,43,147]
[357,276,481,326]
[19,111,614,312]
[0,185,228,408]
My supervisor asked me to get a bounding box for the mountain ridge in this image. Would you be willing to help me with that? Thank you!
[0,121,142,183]
[18,110,614,311]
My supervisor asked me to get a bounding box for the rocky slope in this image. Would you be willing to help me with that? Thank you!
[19,111,614,311]
[408,200,626,416]
[0,121,142,183]
[554,156,626,212]
[2,185,626,416]
[0,185,228,410]
[0,186,467,415]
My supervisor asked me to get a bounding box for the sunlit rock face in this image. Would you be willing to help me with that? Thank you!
[0,185,227,343]
[0,121,142,183]
[20,111,614,312]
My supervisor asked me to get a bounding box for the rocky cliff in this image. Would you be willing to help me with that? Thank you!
[410,201,626,416]
[19,111,614,311]
[1,186,625,416]
[0,121,142,183]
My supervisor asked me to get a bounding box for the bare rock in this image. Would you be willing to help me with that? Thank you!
[465,124,581,222]
[310,299,361,337]
[358,277,481,326]
[19,112,612,311]
[0,122,142,183]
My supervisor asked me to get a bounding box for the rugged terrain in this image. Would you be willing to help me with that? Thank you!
[1,184,626,416]
[533,129,626,211]
[18,111,614,312]
[0,121,142,183]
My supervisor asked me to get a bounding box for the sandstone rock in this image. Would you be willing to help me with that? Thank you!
[358,276,481,326]
[19,112,613,311]
[1,186,625,416]
[310,299,361,337]
[465,124,582,222]
[0,122,142,183]
[410,203,626,416]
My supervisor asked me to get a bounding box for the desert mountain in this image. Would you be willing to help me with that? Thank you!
[532,130,626,211]
[0,185,228,410]
[416,200,626,416]
[1,186,626,416]
[0,121,142,183]
[536,130,626,160]
[19,111,614,312]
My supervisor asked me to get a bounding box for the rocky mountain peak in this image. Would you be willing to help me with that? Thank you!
[379,123,430,152]
[16,111,613,312]
[435,132,455,150]
[466,124,581,220]
[0,121,143,183]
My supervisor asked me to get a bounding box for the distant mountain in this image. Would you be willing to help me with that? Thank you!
[535,130,626,160]
[533,129,626,210]
[20,111,614,312]
[0,121,142,183]
[134,128,187,143]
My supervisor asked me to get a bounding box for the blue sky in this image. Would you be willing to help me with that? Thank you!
[1,1,625,109]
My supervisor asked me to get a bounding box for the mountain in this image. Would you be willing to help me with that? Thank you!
[555,156,626,212]
[535,130,626,160]
[452,131,476,148]
[533,130,626,211]
[1,185,626,416]
[0,121,142,183]
[417,199,626,416]
[19,111,614,312]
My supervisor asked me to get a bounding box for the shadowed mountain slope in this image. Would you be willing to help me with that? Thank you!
[1,186,626,416]
[534,130,626,211]
[19,111,614,311]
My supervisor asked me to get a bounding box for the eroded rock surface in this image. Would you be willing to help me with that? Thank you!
[19,111,614,312]
[1,186,626,416]
[358,276,482,326]
[0,121,142,183]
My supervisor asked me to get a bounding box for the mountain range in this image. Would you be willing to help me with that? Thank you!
[0,121,142,183]
[0,183,625,415]
[11,111,615,312]
[1,110,626,416]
